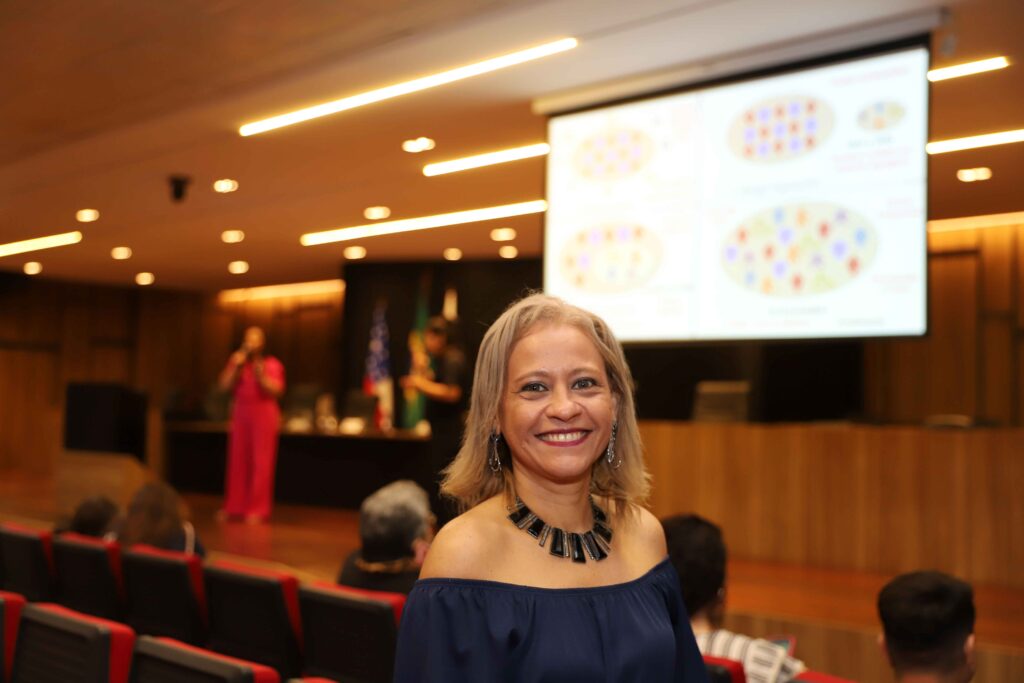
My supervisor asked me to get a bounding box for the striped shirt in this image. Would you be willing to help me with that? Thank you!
[697,630,804,683]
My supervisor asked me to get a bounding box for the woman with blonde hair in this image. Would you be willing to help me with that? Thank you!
[394,293,706,681]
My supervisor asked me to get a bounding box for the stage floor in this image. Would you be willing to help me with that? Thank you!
[1,472,1021,681]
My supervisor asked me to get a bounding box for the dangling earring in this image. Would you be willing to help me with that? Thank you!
[488,432,503,473]
[605,422,620,469]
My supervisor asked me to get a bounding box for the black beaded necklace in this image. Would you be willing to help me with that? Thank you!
[507,497,613,564]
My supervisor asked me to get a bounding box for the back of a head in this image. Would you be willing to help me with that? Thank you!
[120,481,185,548]
[878,571,976,679]
[360,480,431,563]
[69,495,120,537]
[662,514,727,618]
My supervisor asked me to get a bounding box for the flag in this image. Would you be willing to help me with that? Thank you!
[402,272,430,428]
[363,301,393,431]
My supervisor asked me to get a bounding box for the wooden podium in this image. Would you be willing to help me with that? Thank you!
[56,450,153,514]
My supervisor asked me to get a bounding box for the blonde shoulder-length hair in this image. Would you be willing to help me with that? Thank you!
[442,293,650,521]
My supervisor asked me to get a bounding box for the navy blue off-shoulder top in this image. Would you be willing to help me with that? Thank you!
[393,558,709,682]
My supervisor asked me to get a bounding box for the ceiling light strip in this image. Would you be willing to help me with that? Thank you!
[240,38,577,136]
[927,56,1010,82]
[423,143,550,176]
[926,128,1024,154]
[0,231,83,258]
[301,200,547,246]
[219,279,346,303]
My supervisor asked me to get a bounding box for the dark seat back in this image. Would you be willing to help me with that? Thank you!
[131,636,279,683]
[11,603,134,683]
[0,591,26,683]
[122,545,206,645]
[53,533,124,620]
[299,583,405,683]
[204,561,302,679]
[0,525,55,602]
[704,655,747,683]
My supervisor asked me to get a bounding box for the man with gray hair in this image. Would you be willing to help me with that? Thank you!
[337,480,435,595]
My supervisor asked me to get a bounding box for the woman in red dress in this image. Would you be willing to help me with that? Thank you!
[218,326,285,524]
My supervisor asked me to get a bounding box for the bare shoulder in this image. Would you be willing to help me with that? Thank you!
[617,504,667,564]
[419,496,508,580]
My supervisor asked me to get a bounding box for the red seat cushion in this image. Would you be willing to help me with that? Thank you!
[704,654,747,683]
[0,591,26,682]
[153,637,280,683]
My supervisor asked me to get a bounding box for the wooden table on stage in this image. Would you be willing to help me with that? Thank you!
[165,421,432,509]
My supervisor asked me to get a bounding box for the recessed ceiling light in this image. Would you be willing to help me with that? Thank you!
[402,137,436,153]
[343,246,368,260]
[135,272,155,286]
[490,227,517,242]
[443,248,463,261]
[213,179,239,193]
[23,262,42,275]
[364,206,392,220]
[927,56,1010,82]
[111,246,132,260]
[301,200,546,246]
[956,167,993,182]
[424,143,550,176]
[221,230,245,244]
[0,231,83,258]
[76,209,100,223]
[228,260,250,274]
[927,128,1024,154]
[238,38,578,136]
[499,245,518,259]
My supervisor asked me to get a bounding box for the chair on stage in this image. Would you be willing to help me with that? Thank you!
[53,533,124,620]
[131,636,279,683]
[0,524,55,602]
[298,582,405,683]
[122,545,206,645]
[704,654,747,683]
[204,561,303,680]
[795,671,857,682]
[10,603,134,683]
[0,591,26,683]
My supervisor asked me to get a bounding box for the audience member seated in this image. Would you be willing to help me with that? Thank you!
[118,482,206,557]
[336,480,433,595]
[55,495,121,538]
[664,514,805,683]
[878,571,976,683]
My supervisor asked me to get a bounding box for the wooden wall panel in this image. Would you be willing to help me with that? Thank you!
[642,422,1024,587]
[867,219,1024,426]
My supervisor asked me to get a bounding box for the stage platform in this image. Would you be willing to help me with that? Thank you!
[0,472,1021,681]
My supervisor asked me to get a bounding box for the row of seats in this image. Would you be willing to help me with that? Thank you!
[0,593,316,682]
[0,523,402,682]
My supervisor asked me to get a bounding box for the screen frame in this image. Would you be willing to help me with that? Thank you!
[542,34,932,348]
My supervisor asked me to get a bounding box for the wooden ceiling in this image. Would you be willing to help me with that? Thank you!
[0,0,1020,290]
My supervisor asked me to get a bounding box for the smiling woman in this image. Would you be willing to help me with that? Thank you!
[393,293,707,682]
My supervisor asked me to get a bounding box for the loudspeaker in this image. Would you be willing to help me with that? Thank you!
[63,383,148,461]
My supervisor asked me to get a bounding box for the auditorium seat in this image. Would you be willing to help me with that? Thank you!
[795,671,857,682]
[298,582,405,683]
[0,524,55,602]
[204,561,303,679]
[10,603,134,683]
[54,533,124,620]
[122,545,206,644]
[131,636,279,683]
[0,591,26,683]
[704,655,747,683]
